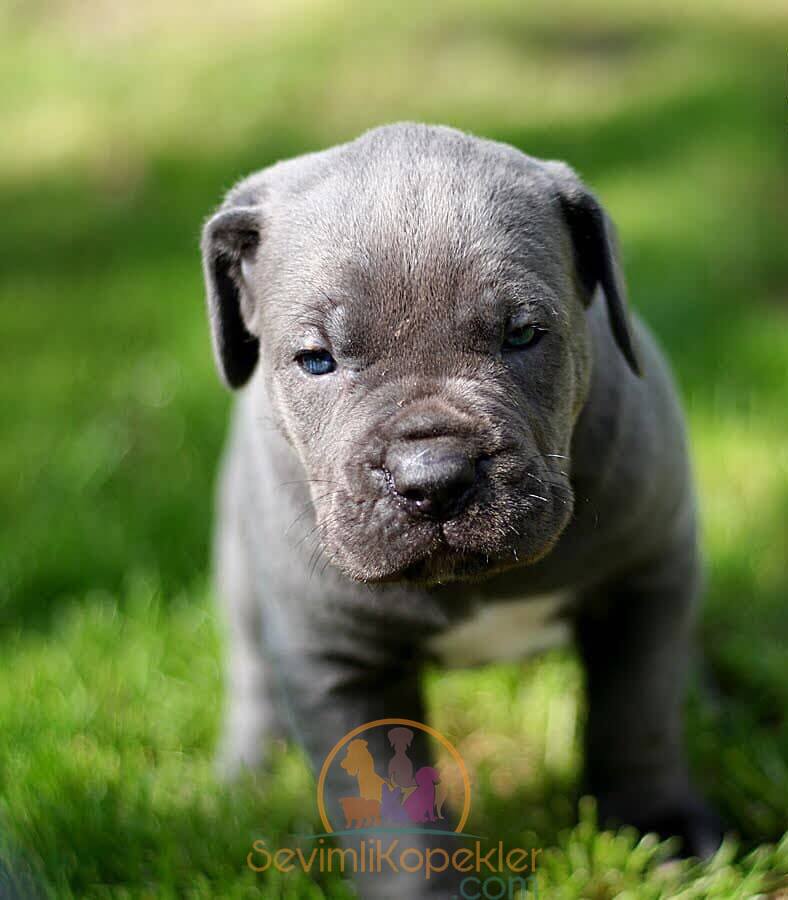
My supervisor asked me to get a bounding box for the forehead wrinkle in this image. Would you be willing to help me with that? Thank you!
[505,274,567,319]
[267,148,571,351]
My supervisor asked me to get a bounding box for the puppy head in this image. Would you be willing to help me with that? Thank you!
[201,124,639,585]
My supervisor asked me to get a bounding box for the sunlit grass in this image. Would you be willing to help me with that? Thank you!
[1,586,785,896]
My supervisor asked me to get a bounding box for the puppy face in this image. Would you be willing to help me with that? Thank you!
[202,125,639,585]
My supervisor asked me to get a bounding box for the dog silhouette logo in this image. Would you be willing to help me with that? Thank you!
[249,717,543,886]
[340,739,387,802]
[317,718,470,835]
[387,726,416,789]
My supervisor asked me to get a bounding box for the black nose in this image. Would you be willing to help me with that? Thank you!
[384,438,477,519]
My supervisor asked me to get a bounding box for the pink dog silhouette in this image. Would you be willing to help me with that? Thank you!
[403,766,441,823]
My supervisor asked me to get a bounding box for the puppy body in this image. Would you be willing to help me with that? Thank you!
[204,124,720,897]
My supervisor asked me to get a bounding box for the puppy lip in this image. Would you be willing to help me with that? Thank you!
[336,519,561,585]
[329,449,573,584]
[345,532,475,585]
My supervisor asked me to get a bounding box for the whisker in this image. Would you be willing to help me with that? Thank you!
[284,489,344,535]
[292,519,324,551]
[277,478,339,490]
[307,541,325,580]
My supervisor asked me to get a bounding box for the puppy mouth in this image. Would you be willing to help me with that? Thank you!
[368,531,455,585]
[341,511,561,586]
[310,448,574,585]
[372,531,552,586]
[384,548,492,585]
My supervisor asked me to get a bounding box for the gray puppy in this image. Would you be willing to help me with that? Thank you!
[201,123,722,896]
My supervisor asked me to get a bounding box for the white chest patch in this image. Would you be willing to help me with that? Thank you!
[428,593,571,667]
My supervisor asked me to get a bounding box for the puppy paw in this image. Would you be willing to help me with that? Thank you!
[635,799,725,859]
[597,792,725,859]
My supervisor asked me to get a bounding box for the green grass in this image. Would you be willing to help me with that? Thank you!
[1,1,786,896]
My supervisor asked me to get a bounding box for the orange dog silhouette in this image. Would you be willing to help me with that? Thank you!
[339,796,381,828]
[340,739,386,802]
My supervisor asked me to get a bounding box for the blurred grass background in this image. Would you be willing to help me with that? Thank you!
[0,1,786,896]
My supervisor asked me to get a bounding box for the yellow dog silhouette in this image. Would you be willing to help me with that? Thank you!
[340,739,386,802]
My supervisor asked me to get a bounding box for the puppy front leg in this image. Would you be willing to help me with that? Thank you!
[215,521,289,778]
[575,547,724,858]
[280,657,463,899]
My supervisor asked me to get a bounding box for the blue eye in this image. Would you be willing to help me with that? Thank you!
[296,349,336,375]
[503,323,544,351]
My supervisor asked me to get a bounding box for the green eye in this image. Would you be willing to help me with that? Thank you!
[503,323,544,351]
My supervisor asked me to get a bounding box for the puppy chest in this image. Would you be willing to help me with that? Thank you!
[427,593,571,667]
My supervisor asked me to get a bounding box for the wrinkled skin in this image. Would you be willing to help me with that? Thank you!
[201,124,724,899]
[248,134,591,584]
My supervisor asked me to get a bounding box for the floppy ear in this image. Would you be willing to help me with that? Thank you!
[548,165,642,376]
[200,204,263,388]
